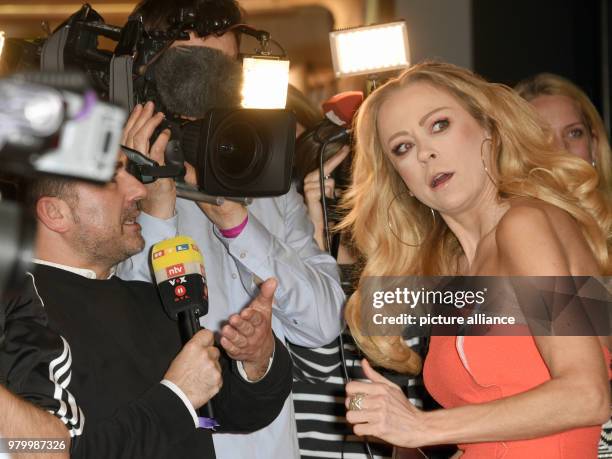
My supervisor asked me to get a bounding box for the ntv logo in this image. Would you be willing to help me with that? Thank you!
[166,264,186,278]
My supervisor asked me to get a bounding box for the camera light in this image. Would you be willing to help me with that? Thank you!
[241,56,290,109]
[0,81,63,137]
[24,92,64,136]
[329,21,410,78]
[0,32,5,58]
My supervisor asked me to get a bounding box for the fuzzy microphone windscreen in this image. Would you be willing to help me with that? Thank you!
[154,46,243,118]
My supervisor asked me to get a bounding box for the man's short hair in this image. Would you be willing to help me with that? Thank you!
[134,0,243,34]
[27,177,78,211]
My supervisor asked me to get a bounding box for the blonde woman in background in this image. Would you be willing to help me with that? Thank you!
[515,73,612,197]
[516,71,612,459]
[341,62,611,458]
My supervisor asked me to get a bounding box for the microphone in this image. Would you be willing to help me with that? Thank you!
[314,92,364,252]
[322,90,364,141]
[151,235,216,425]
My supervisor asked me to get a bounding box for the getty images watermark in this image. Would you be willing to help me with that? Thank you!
[359,276,611,336]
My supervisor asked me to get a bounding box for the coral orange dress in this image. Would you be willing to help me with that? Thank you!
[423,335,609,458]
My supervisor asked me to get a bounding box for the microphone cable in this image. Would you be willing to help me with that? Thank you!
[315,126,375,459]
[315,123,349,254]
[318,137,333,254]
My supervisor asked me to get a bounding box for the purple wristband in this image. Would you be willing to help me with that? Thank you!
[219,215,248,238]
[198,416,219,430]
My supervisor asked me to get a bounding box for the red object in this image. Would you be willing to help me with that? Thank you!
[322,91,364,126]
[165,263,185,277]
[424,335,610,458]
[174,285,186,297]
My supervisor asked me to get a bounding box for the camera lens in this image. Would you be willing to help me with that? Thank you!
[216,122,259,178]
[210,118,267,190]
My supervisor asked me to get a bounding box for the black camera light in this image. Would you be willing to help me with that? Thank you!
[180,108,295,197]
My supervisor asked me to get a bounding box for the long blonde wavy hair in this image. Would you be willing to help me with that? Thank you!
[515,72,612,197]
[341,62,611,375]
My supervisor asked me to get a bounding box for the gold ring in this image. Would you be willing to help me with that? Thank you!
[349,392,366,411]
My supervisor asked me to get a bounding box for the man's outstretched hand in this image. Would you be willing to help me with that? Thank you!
[219,278,277,381]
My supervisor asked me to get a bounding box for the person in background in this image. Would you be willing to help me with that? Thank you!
[515,71,612,459]
[288,88,426,459]
[515,73,612,197]
[342,61,610,459]
[117,2,346,458]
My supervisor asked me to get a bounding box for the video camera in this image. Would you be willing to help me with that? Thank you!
[0,71,126,299]
[7,2,296,199]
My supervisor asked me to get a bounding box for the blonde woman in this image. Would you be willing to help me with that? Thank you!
[341,62,611,458]
[516,73,612,197]
[516,72,612,459]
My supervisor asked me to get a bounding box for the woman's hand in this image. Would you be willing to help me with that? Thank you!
[346,359,429,448]
[303,146,350,250]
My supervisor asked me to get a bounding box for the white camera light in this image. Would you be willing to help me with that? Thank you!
[241,56,290,109]
[330,21,410,78]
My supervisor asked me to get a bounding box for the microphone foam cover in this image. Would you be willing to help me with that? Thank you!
[322,91,364,126]
[151,235,205,284]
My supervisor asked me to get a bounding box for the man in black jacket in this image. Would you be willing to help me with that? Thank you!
[0,148,292,458]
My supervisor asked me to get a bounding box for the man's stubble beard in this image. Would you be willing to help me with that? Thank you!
[70,210,145,270]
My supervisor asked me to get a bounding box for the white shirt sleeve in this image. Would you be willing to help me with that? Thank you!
[160,379,199,428]
[214,186,346,347]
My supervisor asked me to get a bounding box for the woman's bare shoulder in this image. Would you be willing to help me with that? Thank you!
[495,199,590,275]
[498,198,582,239]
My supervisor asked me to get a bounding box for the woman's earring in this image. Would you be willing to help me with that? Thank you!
[480,138,497,185]
[387,191,437,248]
[589,134,598,168]
[387,191,419,247]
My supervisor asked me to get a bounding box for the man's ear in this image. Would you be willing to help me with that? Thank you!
[36,197,74,233]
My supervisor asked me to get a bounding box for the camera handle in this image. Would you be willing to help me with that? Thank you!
[175,182,252,207]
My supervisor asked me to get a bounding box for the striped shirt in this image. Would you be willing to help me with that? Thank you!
[599,414,612,458]
[290,332,425,459]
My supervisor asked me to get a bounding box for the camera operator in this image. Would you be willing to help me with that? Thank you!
[117,1,345,458]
